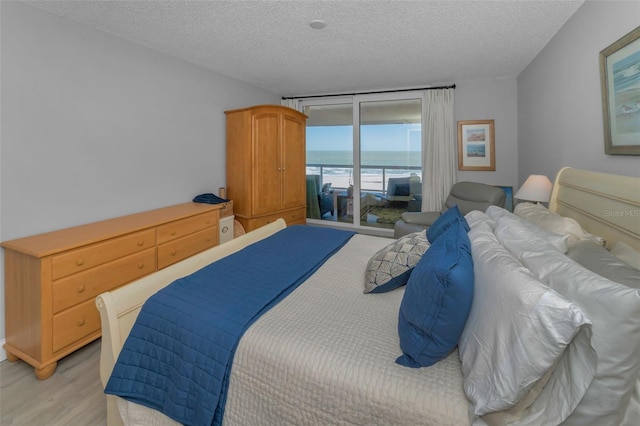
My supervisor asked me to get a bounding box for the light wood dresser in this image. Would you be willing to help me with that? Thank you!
[2,201,231,379]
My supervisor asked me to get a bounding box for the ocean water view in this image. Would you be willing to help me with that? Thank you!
[307,150,421,167]
[306,150,422,191]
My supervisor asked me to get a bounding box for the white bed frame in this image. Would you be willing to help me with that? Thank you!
[96,168,640,425]
[96,219,287,426]
[549,167,640,251]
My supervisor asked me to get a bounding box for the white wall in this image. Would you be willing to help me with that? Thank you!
[455,77,519,191]
[0,1,279,356]
[518,0,640,187]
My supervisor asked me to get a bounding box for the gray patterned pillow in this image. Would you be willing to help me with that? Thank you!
[364,231,430,294]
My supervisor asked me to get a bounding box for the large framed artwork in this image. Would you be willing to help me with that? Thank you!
[600,26,640,155]
[457,119,495,171]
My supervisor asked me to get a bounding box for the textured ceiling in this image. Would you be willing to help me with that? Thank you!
[26,0,585,97]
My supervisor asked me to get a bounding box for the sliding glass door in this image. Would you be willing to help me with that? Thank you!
[358,97,422,230]
[304,100,354,223]
[302,92,423,233]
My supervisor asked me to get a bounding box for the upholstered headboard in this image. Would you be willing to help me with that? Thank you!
[549,167,640,251]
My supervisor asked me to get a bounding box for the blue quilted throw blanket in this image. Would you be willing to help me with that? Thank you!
[105,225,355,426]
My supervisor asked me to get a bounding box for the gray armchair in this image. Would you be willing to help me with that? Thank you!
[394,182,506,238]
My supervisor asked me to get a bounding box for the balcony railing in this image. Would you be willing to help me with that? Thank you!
[306,163,421,194]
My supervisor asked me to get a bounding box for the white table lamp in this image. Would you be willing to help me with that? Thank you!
[515,174,552,203]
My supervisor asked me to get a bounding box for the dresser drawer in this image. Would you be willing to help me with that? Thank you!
[157,227,218,269]
[52,298,101,353]
[52,248,156,314]
[52,229,156,280]
[156,211,218,244]
[281,207,306,225]
[246,208,306,230]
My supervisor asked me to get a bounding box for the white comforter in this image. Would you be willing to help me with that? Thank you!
[118,234,472,426]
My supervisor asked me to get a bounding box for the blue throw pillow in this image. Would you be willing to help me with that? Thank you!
[426,205,469,243]
[396,220,474,368]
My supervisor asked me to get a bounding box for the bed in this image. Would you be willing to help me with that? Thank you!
[96,167,640,426]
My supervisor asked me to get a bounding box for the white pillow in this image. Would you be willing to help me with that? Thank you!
[513,202,605,247]
[459,217,595,423]
[567,240,640,289]
[610,240,640,270]
[495,216,640,425]
[485,205,569,253]
[465,210,495,230]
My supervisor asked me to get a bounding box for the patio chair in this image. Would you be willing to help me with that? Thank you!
[306,175,334,219]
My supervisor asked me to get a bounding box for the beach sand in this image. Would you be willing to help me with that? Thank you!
[315,173,420,192]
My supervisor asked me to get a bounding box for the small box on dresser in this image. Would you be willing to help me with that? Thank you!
[220,216,235,244]
[1,202,223,379]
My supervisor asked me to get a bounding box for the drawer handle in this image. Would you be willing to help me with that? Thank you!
[137,240,144,246]
[77,284,85,293]
[171,250,177,256]
[77,318,85,327]
[137,262,145,269]
[170,231,177,236]
[222,226,229,233]
[206,220,211,224]
[76,258,85,266]
[205,236,211,242]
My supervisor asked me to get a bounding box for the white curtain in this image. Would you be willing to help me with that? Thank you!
[281,98,302,112]
[421,88,456,211]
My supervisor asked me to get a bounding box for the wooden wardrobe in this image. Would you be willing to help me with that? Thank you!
[226,105,307,232]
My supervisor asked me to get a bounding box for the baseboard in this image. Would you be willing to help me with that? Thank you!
[0,338,6,362]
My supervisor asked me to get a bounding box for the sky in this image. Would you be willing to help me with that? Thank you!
[307,124,421,151]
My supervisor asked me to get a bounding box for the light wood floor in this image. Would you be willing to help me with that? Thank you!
[0,340,106,425]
